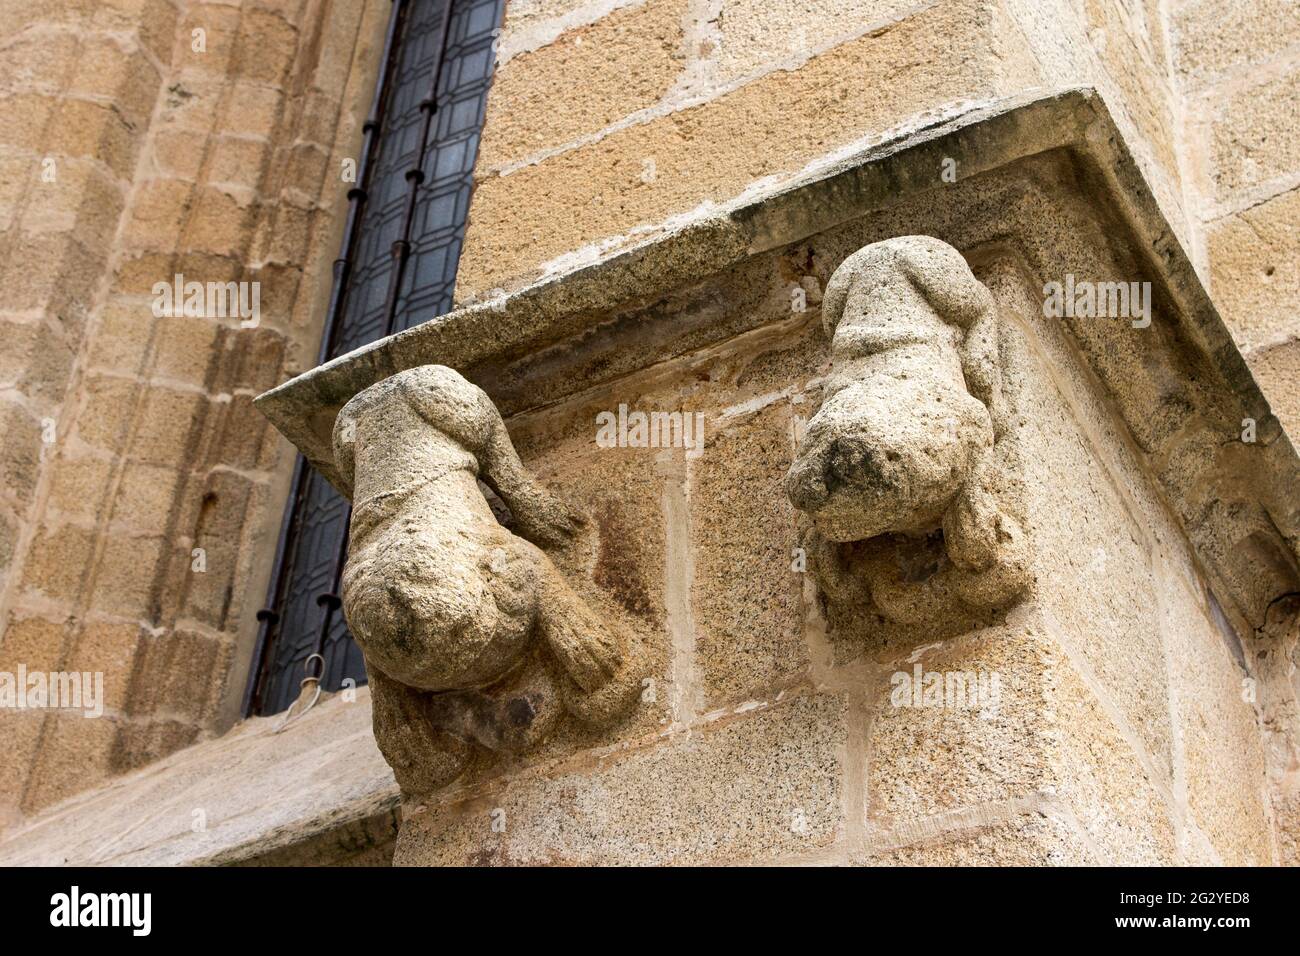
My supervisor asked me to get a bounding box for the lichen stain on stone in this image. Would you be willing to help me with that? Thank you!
[592,499,657,623]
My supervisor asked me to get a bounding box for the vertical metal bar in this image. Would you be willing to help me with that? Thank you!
[307,507,350,676]
[382,0,455,338]
[325,0,410,361]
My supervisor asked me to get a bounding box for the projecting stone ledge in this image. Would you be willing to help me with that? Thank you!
[0,689,397,866]
[248,85,1295,865]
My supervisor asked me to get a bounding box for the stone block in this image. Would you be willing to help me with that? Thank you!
[21,711,120,813]
[859,807,1098,865]
[0,93,58,153]
[225,325,287,394]
[159,75,223,134]
[1246,340,1300,441]
[153,129,210,181]
[153,314,221,387]
[203,136,271,188]
[47,454,114,524]
[216,83,283,139]
[89,533,167,618]
[110,717,201,774]
[0,233,105,328]
[68,36,162,131]
[178,3,241,79]
[112,462,183,532]
[117,0,180,65]
[1161,578,1273,865]
[0,613,71,675]
[0,400,46,507]
[72,374,138,455]
[480,0,689,169]
[66,621,145,713]
[127,627,224,724]
[713,0,921,83]
[691,399,807,707]
[0,153,33,231]
[1014,326,1175,786]
[1,318,77,406]
[1172,0,1300,87]
[1081,0,1181,194]
[86,300,155,375]
[121,178,195,252]
[20,160,125,253]
[500,0,620,42]
[1209,69,1300,205]
[0,711,45,829]
[230,8,300,86]
[178,537,240,630]
[1275,790,1300,867]
[0,509,20,581]
[0,28,78,97]
[129,386,208,466]
[456,0,1037,296]
[181,185,256,258]
[865,620,1178,864]
[47,97,140,180]
[1206,186,1300,352]
[396,692,846,865]
[1047,633,1179,864]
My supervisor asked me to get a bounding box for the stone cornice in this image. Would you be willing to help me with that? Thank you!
[257,86,1300,635]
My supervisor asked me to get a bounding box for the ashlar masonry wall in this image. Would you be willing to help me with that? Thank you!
[0,0,390,826]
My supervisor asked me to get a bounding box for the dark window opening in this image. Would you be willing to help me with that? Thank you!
[245,0,506,716]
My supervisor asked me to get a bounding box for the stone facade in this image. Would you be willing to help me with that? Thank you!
[0,0,1297,867]
[246,93,1296,864]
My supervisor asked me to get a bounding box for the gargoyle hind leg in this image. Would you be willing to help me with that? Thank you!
[533,561,643,726]
[941,453,1030,604]
[417,370,640,726]
[854,468,1029,624]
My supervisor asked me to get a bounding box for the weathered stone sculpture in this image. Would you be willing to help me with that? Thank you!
[786,236,1030,623]
[333,365,642,796]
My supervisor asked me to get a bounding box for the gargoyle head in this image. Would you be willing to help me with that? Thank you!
[785,377,993,542]
[786,237,1030,623]
[786,236,1001,544]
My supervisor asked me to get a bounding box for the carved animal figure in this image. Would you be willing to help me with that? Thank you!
[785,235,1029,621]
[333,365,641,795]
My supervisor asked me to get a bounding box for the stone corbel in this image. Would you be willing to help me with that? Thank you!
[332,364,643,797]
[785,236,1031,624]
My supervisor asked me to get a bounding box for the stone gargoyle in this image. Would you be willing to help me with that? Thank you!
[785,235,1030,624]
[333,364,643,796]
